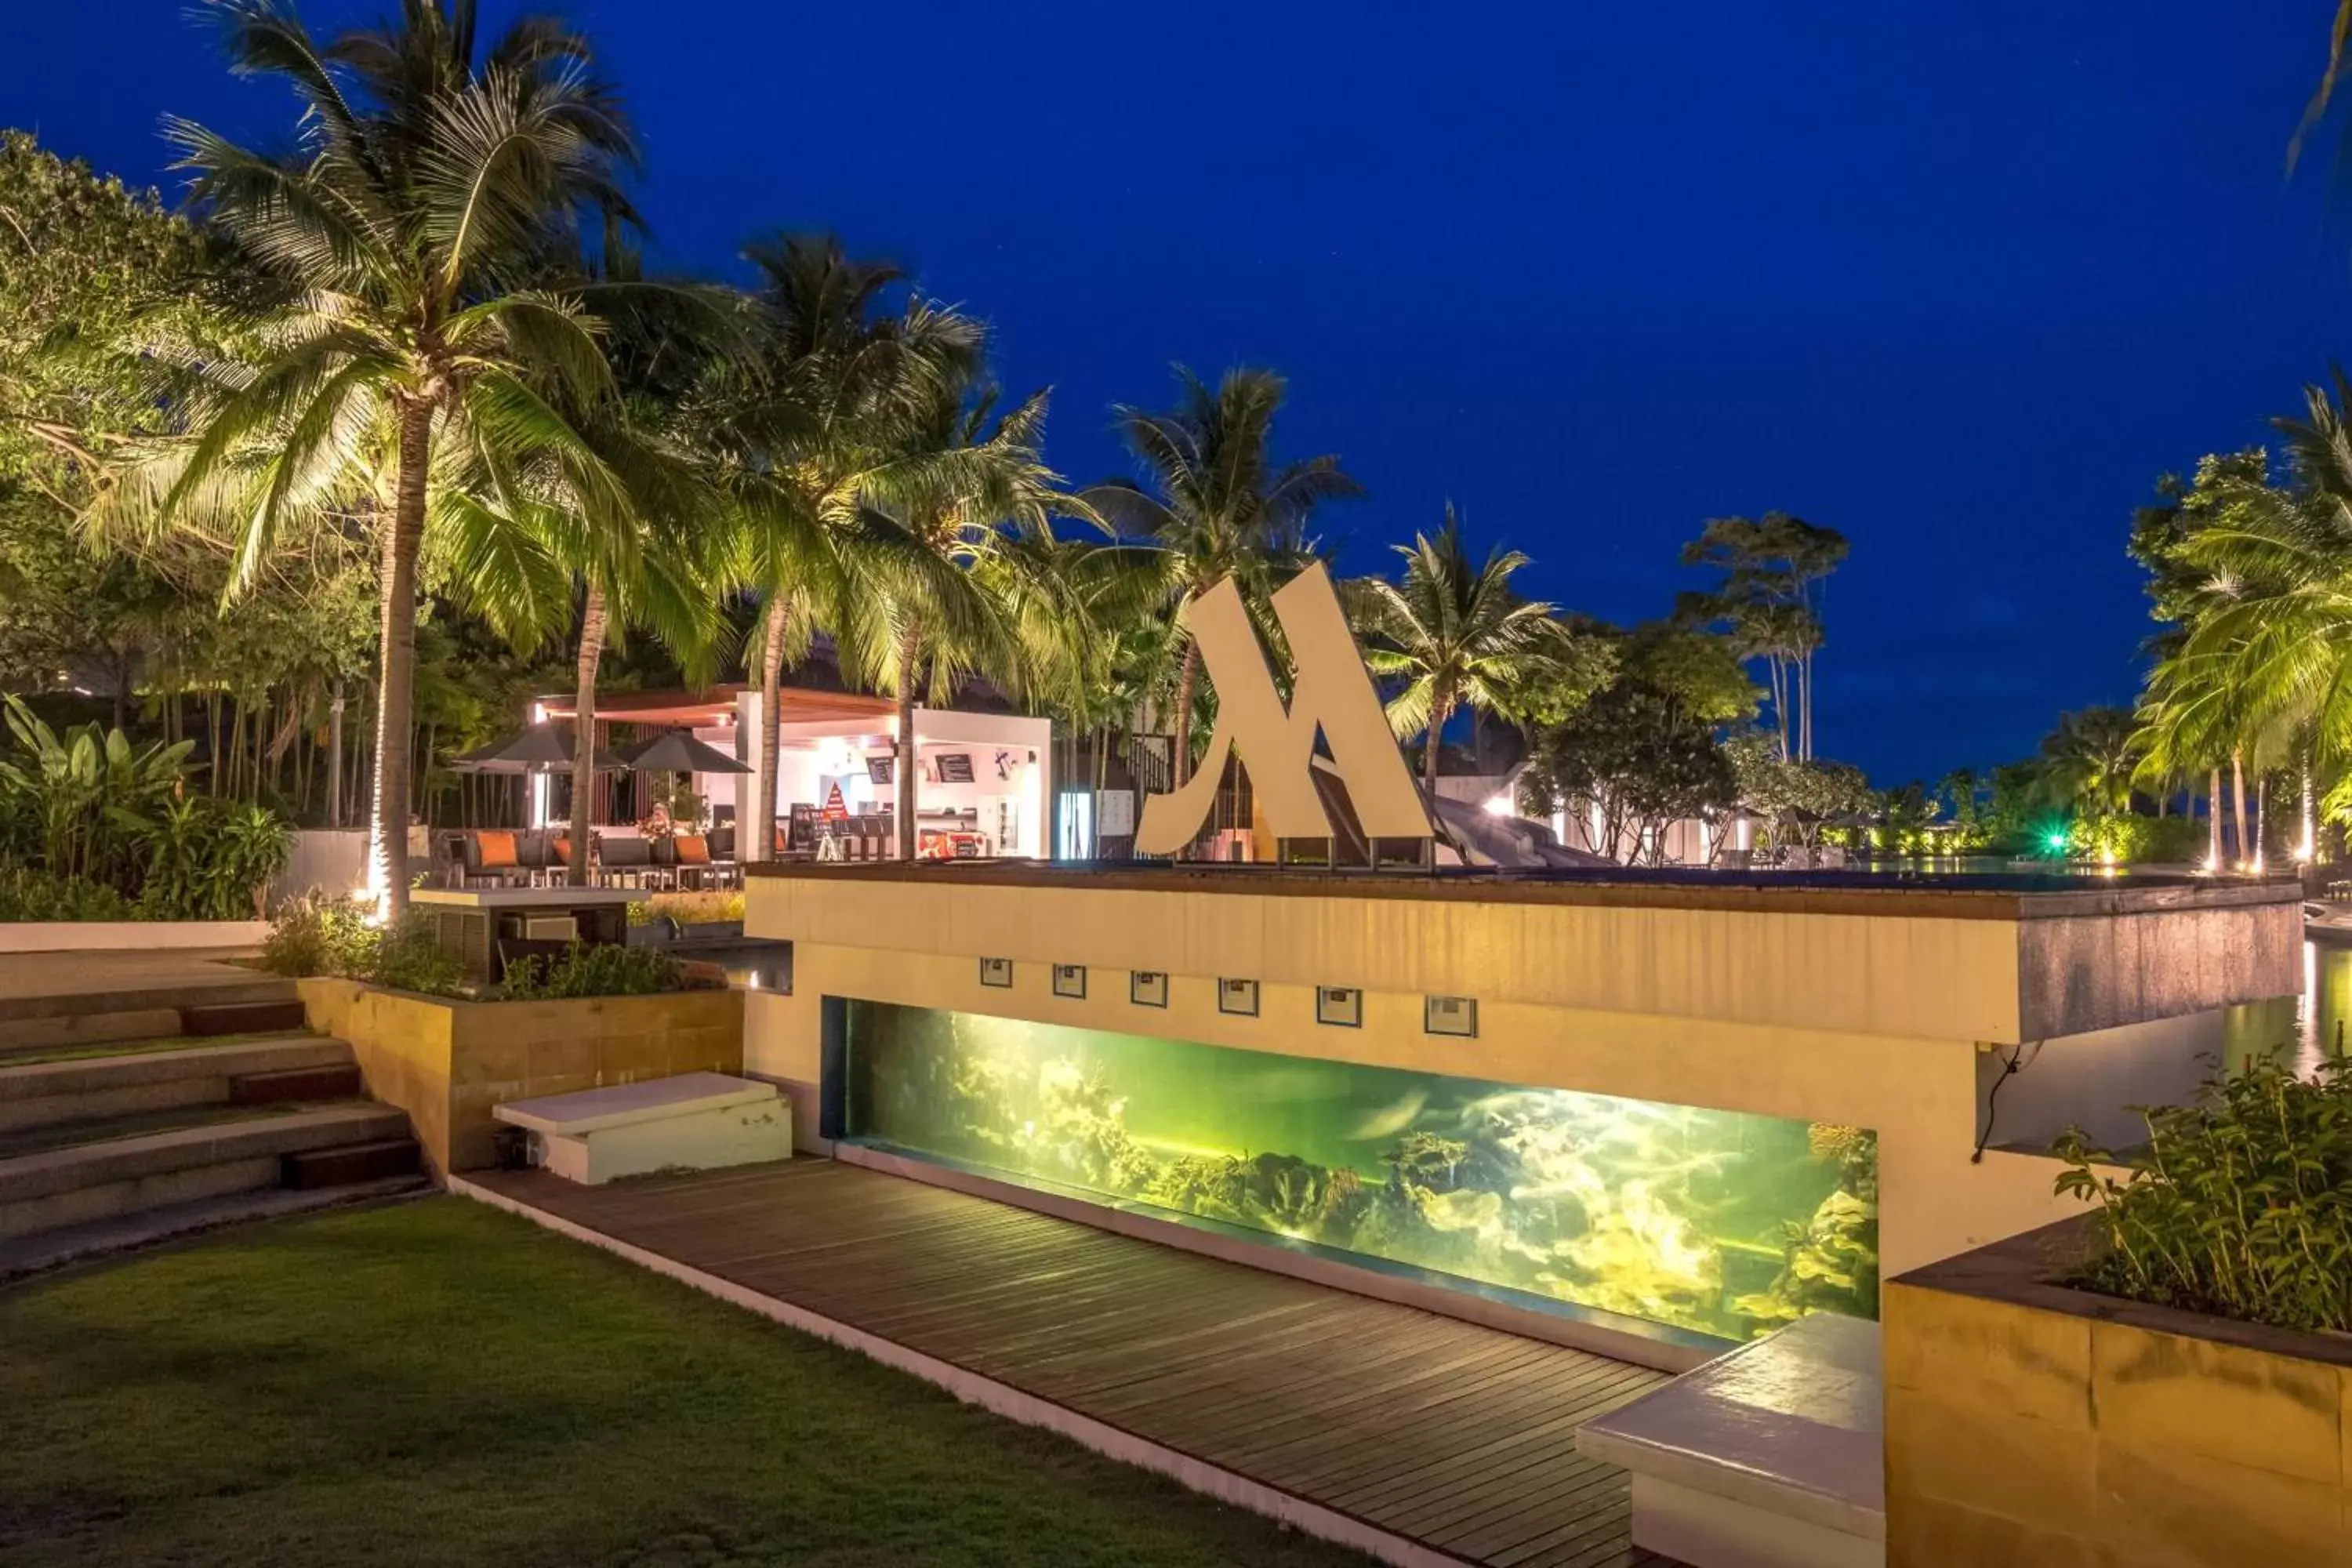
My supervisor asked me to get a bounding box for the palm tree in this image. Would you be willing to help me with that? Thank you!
[2035,707,2141,818]
[838,339,1090,861]
[712,236,973,862]
[1349,507,1565,789]
[127,0,644,916]
[1087,368,1363,786]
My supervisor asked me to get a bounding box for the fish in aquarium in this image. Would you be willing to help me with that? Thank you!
[844,1002,1881,1341]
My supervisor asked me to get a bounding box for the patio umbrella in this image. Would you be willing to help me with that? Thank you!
[452,720,624,772]
[621,730,750,775]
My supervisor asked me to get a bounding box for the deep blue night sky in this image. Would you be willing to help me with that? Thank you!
[9,2,2348,783]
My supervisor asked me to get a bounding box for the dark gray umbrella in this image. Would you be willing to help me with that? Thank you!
[452,720,624,773]
[622,730,750,775]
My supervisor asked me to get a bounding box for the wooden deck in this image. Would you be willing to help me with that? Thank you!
[463,1158,1681,1568]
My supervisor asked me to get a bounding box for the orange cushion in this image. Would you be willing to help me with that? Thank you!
[476,830,517,869]
[552,836,572,866]
[775,826,789,854]
[674,834,710,865]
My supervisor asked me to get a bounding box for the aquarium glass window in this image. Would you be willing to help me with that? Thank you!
[839,1001,1878,1342]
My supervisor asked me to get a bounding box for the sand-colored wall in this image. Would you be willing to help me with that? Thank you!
[302,979,742,1173]
[746,941,2082,1277]
[1883,1243,2352,1566]
[750,873,2034,1043]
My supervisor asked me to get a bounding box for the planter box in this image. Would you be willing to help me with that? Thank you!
[297,978,743,1174]
[0,920,270,953]
[1883,1214,2352,1567]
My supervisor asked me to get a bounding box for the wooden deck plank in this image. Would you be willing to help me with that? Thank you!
[466,1159,1682,1568]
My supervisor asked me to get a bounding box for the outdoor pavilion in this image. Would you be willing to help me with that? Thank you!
[528,685,1053,859]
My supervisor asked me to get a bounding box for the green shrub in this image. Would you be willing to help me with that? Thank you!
[0,697,191,887]
[136,798,294,920]
[368,911,464,997]
[257,899,463,997]
[2053,1054,2352,1334]
[258,894,379,978]
[0,865,133,922]
[500,941,691,1000]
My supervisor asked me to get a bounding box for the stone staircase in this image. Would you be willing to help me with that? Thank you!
[0,976,429,1278]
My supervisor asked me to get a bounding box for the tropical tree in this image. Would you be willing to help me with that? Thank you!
[121,0,648,916]
[1348,507,1579,788]
[1087,367,1363,786]
[712,236,975,862]
[1678,513,1846,761]
[2035,707,2141,818]
[836,340,1087,860]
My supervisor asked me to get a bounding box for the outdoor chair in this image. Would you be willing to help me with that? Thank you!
[459,829,533,890]
[598,834,660,889]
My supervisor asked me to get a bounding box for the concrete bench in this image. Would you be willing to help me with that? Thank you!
[1578,1312,1883,1568]
[492,1073,789,1186]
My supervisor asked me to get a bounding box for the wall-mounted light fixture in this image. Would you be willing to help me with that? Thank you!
[1316,985,1363,1028]
[1424,996,1478,1038]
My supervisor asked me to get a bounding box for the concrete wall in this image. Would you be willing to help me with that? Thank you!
[1883,1224,2352,1566]
[302,979,742,1173]
[742,869,2300,1281]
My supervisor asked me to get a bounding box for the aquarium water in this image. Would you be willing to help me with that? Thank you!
[840,1000,1878,1341]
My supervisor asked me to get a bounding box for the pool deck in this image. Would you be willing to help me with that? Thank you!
[459,1158,1682,1568]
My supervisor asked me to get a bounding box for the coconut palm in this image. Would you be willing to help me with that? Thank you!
[118,0,645,916]
[1087,368,1363,786]
[837,341,1093,860]
[2034,707,2141,818]
[1348,507,1567,789]
[711,236,976,862]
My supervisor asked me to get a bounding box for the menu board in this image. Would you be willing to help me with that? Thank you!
[934,752,975,784]
[866,755,894,784]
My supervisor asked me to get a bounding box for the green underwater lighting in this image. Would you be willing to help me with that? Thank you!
[839,1000,1881,1342]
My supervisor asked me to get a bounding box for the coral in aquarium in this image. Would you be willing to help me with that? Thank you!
[844,1003,1880,1341]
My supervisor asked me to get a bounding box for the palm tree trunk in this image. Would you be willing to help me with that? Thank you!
[2254,774,2267,872]
[567,581,607,888]
[896,626,921,862]
[2303,757,2317,862]
[747,597,787,864]
[2209,768,2223,869]
[1421,694,1450,791]
[2230,749,2249,869]
[325,677,344,829]
[368,398,430,918]
[1172,638,1200,788]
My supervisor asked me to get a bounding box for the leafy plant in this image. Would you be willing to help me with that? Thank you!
[0,696,191,885]
[368,913,465,998]
[500,942,691,1000]
[257,894,379,979]
[2053,1055,2352,1334]
[137,797,293,920]
[0,866,133,922]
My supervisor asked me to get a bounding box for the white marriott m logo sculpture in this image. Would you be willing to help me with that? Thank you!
[1135,562,1432,856]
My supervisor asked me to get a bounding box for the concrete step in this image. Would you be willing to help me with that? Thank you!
[230,1063,362,1106]
[0,1174,436,1283]
[284,1137,420,1190]
[183,999,308,1037]
[0,1035,353,1132]
[0,972,299,1056]
[0,1102,411,1238]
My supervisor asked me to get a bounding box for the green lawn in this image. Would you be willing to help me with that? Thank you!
[0,1197,1369,1568]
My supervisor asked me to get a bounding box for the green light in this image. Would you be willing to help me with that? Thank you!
[2046,830,2070,853]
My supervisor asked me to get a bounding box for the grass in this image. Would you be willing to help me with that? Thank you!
[0,1197,1370,1568]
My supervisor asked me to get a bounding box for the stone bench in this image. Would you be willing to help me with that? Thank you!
[492,1073,789,1185]
[1578,1311,1884,1568]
